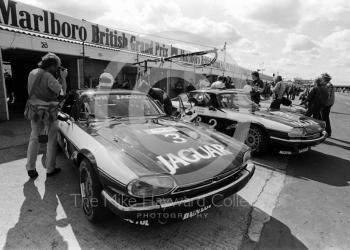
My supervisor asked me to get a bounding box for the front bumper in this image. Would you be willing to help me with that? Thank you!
[270,131,327,154]
[101,163,255,224]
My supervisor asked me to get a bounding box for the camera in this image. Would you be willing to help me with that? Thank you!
[58,66,67,71]
[55,66,67,79]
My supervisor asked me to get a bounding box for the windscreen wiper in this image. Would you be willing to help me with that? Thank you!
[106,116,125,121]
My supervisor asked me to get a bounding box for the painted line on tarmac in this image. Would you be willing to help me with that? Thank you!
[240,161,287,243]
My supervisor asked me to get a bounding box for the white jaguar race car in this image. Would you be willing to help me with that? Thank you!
[56,89,255,225]
[172,89,327,155]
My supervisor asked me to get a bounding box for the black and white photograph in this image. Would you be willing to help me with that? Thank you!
[0,0,349,249]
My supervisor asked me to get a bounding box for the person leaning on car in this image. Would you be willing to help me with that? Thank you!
[26,53,67,178]
[321,73,335,137]
[136,79,173,116]
[270,75,287,110]
[305,77,328,120]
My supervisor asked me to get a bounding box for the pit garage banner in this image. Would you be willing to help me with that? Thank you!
[0,0,236,71]
[0,0,172,56]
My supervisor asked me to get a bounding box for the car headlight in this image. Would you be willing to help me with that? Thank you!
[127,175,176,198]
[243,150,251,165]
[288,127,305,138]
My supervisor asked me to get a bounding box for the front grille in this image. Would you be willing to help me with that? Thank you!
[171,166,244,198]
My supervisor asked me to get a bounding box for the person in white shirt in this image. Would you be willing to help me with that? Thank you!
[243,79,253,93]
[198,77,211,89]
[211,76,225,89]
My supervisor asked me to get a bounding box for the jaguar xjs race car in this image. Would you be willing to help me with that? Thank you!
[172,89,327,155]
[56,89,255,225]
[172,90,307,115]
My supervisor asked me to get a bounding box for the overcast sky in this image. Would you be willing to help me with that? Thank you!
[21,0,350,84]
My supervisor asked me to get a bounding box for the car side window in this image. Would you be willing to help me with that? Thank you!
[71,98,83,120]
[73,96,96,120]
[208,94,219,108]
[61,93,76,115]
[190,93,211,107]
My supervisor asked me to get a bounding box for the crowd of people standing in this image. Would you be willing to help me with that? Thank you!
[304,73,334,137]
[241,71,334,137]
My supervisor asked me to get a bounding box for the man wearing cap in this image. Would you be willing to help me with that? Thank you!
[26,53,67,178]
[321,73,335,137]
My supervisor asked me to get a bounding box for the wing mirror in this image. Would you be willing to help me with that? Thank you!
[57,113,69,122]
[79,112,94,121]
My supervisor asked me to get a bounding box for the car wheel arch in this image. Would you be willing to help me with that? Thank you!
[234,121,269,138]
[76,150,107,189]
[77,149,98,170]
[250,123,270,139]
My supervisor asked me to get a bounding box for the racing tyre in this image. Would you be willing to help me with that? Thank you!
[79,158,107,223]
[236,125,268,155]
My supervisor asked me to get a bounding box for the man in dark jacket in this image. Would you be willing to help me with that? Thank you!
[136,79,173,116]
[305,78,328,120]
[251,71,264,105]
[321,73,335,137]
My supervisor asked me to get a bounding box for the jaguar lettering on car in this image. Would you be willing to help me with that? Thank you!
[156,144,233,174]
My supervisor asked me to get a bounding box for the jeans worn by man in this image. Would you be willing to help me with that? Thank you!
[321,73,335,137]
[25,53,67,178]
[26,120,58,173]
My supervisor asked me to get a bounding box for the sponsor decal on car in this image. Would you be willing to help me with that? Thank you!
[280,147,310,155]
[194,107,206,114]
[156,144,233,174]
[144,127,188,143]
[182,205,212,220]
[144,127,178,134]
[124,219,150,226]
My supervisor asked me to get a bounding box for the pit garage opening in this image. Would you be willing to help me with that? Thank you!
[1,48,81,120]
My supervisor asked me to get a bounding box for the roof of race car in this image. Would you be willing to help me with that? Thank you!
[189,89,247,95]
[74,88,146,96]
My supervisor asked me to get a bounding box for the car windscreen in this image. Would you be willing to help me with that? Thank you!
[82,93,163,119]
[171,93,189,103]
[218,93,256,109]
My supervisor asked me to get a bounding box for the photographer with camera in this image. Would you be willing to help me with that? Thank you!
[25,53,67,178]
